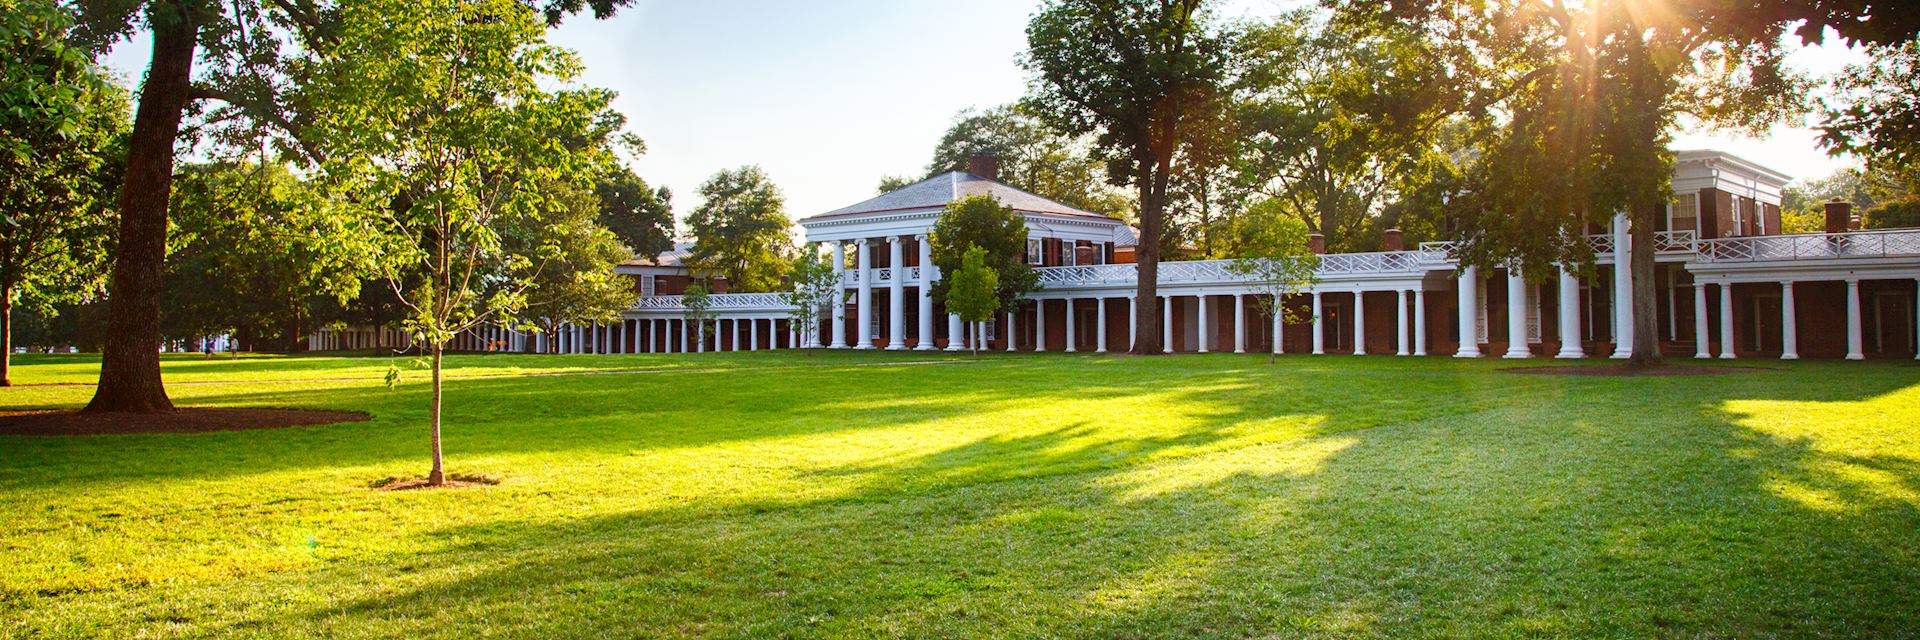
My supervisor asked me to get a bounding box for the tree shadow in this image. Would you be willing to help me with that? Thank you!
[10,358,1920,638]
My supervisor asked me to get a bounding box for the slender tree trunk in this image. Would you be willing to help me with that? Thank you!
[85,5,198,413]
[428,343,446,485]
[2,287,12,387]
[1132,162,1168,355]
[1628,205,1664,368]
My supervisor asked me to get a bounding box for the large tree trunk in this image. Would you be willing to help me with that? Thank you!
[428,343,446,485]
[1627,205,1664,368]
[84,5,198,413]
[1131,162,1168,355]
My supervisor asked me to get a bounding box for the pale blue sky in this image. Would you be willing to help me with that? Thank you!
[102,1,1864,227]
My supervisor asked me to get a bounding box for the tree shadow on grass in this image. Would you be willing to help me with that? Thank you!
[24,362,1917,638]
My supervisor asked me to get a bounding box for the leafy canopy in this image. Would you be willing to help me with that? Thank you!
[928,195,1038,310]
[687,166,795,293]
[944,246,1001,355]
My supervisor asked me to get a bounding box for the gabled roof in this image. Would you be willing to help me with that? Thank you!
[802,171,1121,223]
[619,241,695,268]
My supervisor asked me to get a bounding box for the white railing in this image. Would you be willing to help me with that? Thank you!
[840,266,928,287]
[1034,251,1438,288]
[1695,228,1920,263]
[633,292,790,311]
[1419,230,1697,259]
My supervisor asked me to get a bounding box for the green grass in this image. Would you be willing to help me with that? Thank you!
[2,351,1917,638]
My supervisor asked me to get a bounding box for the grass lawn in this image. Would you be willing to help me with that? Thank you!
[2,350,1918,638]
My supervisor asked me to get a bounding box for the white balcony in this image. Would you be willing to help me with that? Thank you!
[1695,229,1920,263]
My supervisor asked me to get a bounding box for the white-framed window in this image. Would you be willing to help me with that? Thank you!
[641,274,657,297]
[1027,238,1043,265]
[983,320,997,340]
[1091,243,1106,265]
[1730,198,1746,237]
[1061,241,1077,266]
[1668,193,1698,232]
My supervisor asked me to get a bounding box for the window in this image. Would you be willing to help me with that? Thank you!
[1091,242,1106,265]
[1027,238,1043,265]
[1668,194,1698,232]
[641,274,657,297]
[1730,198,1746,237]
[1061,241,1077,266]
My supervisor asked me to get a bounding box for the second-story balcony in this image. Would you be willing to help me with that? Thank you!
[1694,228,1920,263]
[841,266,926,287]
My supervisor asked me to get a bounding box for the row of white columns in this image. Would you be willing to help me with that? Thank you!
[1016,290,1430,356]
[823,236,963,351]
[1690,277,1918,361]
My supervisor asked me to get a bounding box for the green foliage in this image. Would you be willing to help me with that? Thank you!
[1862,197,1920,230]
[1225,200,1321,362]
[161,162,370,350]
[1022,0,1231,354]
[687,166,795,293]
[681,280,713,344]
[1779,166,1908,233]
[595,164,675,262]
[0,0,128,382]
[876,175,915,194]
[1822,42,1920,194]
[304,0,626,482]
[511,176,637,340]
[928,195,1038,309]
[781,251,838,354]
[925,105,1134,217]
[1224,14,1461,254]
[945,246,1000,355]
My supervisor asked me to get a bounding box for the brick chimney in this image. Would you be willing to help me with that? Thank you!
[1382,228,1404,252]
[1307,233,1326,254]
[966,154,999,181]
[1824,198,1852,234]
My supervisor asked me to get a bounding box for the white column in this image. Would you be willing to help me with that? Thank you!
[1196,295,1210,353]
[1693,281,1711,359]
[1719,283,1736,359]
[1556,267,1584,358]
[1233,293,1246,353]
[751,318,761,351]
[1006,310,1017,352]
[1273,295,1285,355]
[1846,279,1864,360]
[1505,268,1530,359]
[916,235,935,350]
[1162,296,1173,353]
[1096,297,1109,353]
[1610,211,1634,359]
[1065,298,1078,353]
[1914,278,1919,361]
[1779,281,1798,360]
[946,313,963,352]
[886,236,905,350]
[1128,296,1139,351]
[1311,291,1326,355]
[680,319,689,353]
[1455,266,1481,357]
[855,238,873,349]
[1413,289,1428,356]
[1351,290,1366,355]
[1395,289,1410,356]
[1035,300,1048,352]
[830,242,848,348]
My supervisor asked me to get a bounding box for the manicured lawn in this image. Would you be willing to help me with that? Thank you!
[2,351,1917,638]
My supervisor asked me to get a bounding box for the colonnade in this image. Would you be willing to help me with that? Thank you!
[824,235,962,351]
[1689,277,1920,361]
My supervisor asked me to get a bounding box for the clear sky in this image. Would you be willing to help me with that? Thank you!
[101,0,1866,228]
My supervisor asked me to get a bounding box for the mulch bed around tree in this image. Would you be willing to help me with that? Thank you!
[0,408,370,436]
[1500,364,1776,377]
[370,473,501,491]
